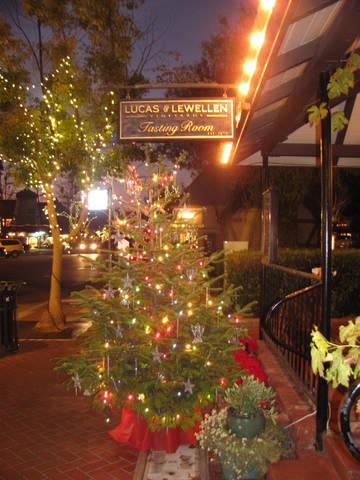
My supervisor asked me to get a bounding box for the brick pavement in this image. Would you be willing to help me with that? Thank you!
[0,340,138,480]
[2,318,359,480]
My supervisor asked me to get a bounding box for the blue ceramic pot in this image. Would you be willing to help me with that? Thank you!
[228,410,265,439]
[222,462,262,479]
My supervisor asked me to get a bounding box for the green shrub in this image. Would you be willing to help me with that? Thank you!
[225,249,360,317]
[225,251,262,313]
[332,251,360,316]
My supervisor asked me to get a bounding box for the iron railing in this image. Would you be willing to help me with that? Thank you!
[260,263,322,399]
[260,263,320,323]
[262,282,322,399]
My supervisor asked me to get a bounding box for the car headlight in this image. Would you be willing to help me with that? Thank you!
[90,243,97,250]
[79,243,86,250]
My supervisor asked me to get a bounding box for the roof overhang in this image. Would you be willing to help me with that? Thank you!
[233,0,360,167]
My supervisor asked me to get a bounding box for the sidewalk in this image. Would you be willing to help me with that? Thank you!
[16,300,91,339]
[0,340,138,480]
[3,312,359,480]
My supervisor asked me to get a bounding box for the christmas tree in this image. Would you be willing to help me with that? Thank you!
[59,160,247,432]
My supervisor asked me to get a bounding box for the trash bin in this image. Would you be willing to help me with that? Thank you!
[0,282,19,354]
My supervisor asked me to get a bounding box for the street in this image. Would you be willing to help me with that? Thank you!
[0,251,100,304]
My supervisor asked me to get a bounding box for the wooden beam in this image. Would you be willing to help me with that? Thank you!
[269,143,360,158]
[268,39,319,78]
[256,78,297,110]
[247,113,277,134]
[112,82,239,90]
[291,0,340,22]
[270,75,360,150]
[262,0,360,153]
[232,0,294,164]
[334,95,357,165]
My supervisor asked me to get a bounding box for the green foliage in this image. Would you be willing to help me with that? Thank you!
[310,317,360,388]
[307,53,360,132]
[224,377,276,419]
[57,162,248,431]
[331,111,349,132]
[308,102,328,125]
[328,66,354,99]
[226,249,360,317]
[0,0,151,194]
[331,251,360,316]
[225,250,261,314]
[196,408,286,478]
[348,53,360,70]
[0,59,116,194]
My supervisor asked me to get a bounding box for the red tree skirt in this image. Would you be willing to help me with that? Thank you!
[109,347,267,452]
[109,407,199,453]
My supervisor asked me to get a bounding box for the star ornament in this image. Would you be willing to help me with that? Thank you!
[183,378,195,395]
[123,273,133,290]
[103,286,116,298]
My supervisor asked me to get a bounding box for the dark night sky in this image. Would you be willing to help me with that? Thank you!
[135,0,245,73]
[0,0,248,79]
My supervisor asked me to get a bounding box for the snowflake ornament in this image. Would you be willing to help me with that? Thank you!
[72,373,81,395]
[186,269,196,281]
[152,346,162,362]
[114,323,123,339]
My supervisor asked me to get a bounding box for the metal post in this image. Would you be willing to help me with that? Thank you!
[262,153,270,190]
[316,71,333,450]
[260,153,270,339]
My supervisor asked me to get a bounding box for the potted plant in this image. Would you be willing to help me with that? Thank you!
[224,376,276,439]
[196,407,286,480]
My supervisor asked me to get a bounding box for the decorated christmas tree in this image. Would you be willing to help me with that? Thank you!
[59,160,247,433]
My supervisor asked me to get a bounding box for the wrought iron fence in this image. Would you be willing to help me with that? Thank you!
[260,263,320,320]
[260,263,322,400]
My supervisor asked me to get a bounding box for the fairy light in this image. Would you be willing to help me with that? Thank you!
[250,30,265,48]
[260,0,275,11]
[243,59,257,76]
[220,142,233,165]
[235,0,276,138]
[238,81,251,96]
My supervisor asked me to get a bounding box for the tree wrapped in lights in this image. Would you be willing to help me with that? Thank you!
[59,161,246,432]
[0,58,118,329]
[0,1,149,330]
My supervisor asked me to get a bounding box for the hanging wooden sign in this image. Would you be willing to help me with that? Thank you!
[119,98,234,141]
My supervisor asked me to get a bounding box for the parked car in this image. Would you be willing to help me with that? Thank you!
[334,231,353,249]
[69,238,100,254]
[0,239,25,257]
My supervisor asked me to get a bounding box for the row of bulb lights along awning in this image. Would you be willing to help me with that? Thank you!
[220,0,276,165]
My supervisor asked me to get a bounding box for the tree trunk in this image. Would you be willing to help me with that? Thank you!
[35,194,66,331]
